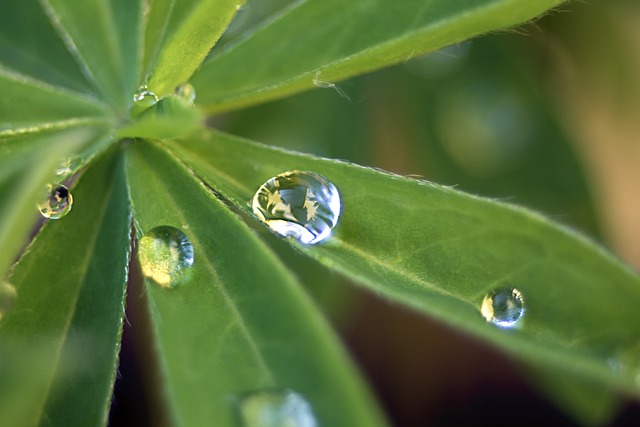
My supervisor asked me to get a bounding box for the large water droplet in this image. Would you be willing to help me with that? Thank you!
[138,226,194,288]
[252,171,340,245]
[175,83,196,103]
[238,390,317,427]
[0,282,17,321]
[481,287,525,328]
[38,184,73,219]
[131,87,159,118]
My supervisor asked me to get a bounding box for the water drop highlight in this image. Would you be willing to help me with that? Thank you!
[138,226,194,288]
[238,390,317,427]
[131,87,158,118]
[252,171,340,245]
[0,282,17,321]
[481,287,524,328]
[175,83,196,103]
[38,184,73,219]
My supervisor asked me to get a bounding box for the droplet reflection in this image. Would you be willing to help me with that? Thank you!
[38,184,73,219]
[131,87,158,118]
[252,171,340,245]
[138,226,194,288]
[238,390,317,427]
[481,287,524,328]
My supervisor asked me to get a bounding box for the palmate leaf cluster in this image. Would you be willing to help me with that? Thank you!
[0,0,639,426]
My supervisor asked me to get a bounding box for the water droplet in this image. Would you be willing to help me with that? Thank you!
[175,83,196,103]
[481,287,524,328]
[131,87,158,118]
[0,282,17,321]
[238,390,317,427]
[38,184,73,219]
[138,226,194,288]
[252,171,341,245]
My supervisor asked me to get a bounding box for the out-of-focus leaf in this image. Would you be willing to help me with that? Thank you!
[192,0,565,113]
[0,149,131,427]
[0,126,111,278]
[0,67,111,138]
[40,0,143,108]
[0,0,92,93]
[166,130,640,415]
[143,0,245,97]
[125,141,387,427]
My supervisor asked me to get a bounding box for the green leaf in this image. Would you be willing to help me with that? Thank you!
[192,0,565,113]
[40,0,143,108]
[0,126,111,278]
[0,67,112,138]
[166,130,640,405]
[0,0,93,93]
[0,149,131,427]
[144,0,245,97]
[117,95,203,140]
[125,141,387,427]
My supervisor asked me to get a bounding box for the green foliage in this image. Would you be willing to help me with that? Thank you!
[126,142,385,426]
[0,151,130,426]
[1,0,638,426]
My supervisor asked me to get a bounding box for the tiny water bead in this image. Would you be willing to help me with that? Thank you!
[130,87,159,118]
[138,226,194,288]
[252,171,341,245]
[238,390,317,427]
[481,287,525,328]
[175,83,196,103]
[38,184,73,219]
[0,282,17,321]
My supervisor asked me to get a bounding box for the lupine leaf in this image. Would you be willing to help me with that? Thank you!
[0,149,131,427]
[125,141,387,427]
[192,0,565,113]
[166,130,640,407]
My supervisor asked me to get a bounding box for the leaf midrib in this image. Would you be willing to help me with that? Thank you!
[0,118,111,139]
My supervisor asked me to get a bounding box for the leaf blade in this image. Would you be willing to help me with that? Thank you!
[0,66,112,138]
[0,126,112,278]
[125,141,387,427]
[40,0,144,108]
[167,130,640,403]
[144,0,245,97]
[0,149,131,427]
[0,0,94,93]
[193,0,566,112]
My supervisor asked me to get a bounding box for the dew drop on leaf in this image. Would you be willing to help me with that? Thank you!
[0,282,17,321]
[238,390,317,427]
[252,171,341,245]
[38,184,73,219]
[175,83,196,103]
[130,87,159,118]
[138,226,194,288]
[481,287,524,328]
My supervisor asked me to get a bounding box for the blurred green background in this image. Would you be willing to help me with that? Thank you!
[110,1,640,425]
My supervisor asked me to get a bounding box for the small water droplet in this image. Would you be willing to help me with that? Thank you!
[0,282,17,321]
[138,226,194,288]
[238,390,317,427]
[131,87,159,118]
[38,184,73,219]
[252,171,340,245]
[175,83,196,103]
[481,287,524,328]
